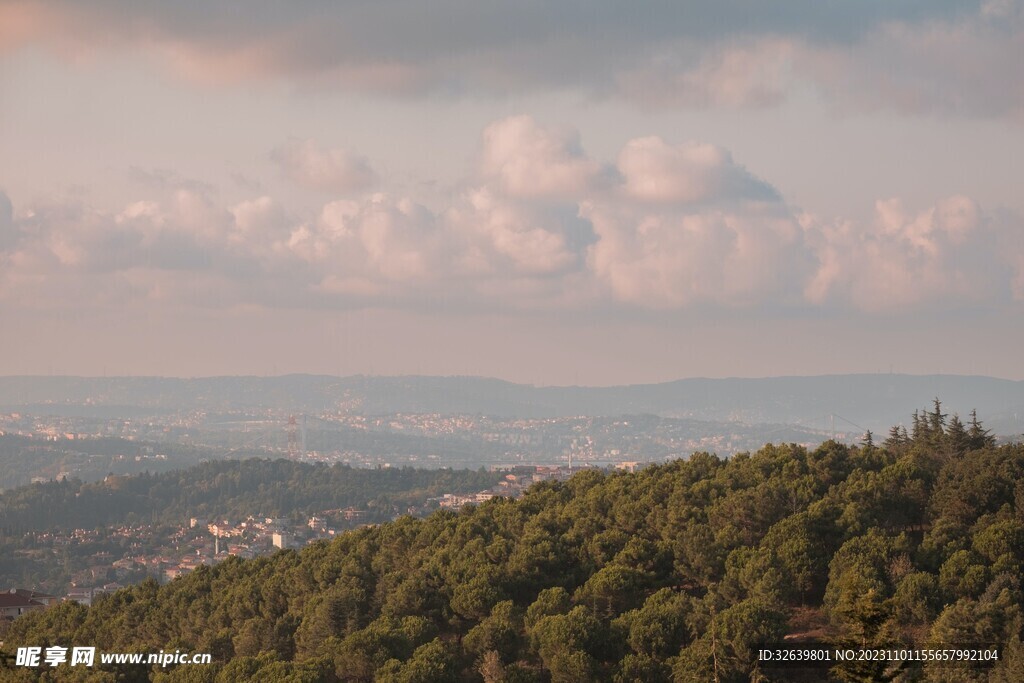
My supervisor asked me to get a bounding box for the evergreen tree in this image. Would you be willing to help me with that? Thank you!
[968,409,996,450]
[883,425,906,451]
[945,414,969,456]
[911,410,925,442]
[928,398,947,434]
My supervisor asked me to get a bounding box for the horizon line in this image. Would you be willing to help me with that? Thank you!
[0,371,1020,389]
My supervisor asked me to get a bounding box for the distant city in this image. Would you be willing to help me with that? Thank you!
[0,408,844,486]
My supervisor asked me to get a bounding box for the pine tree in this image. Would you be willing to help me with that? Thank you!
[911,411,924,442]
[883,425,905,451]
[928,398,947,436]
[967,409,996,450]
[945,414,968,456]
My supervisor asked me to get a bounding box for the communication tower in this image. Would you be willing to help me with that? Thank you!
[286,415,300,460]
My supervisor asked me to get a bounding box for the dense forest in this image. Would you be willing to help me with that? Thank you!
[4,403,1024,681]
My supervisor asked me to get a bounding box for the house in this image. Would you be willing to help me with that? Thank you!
[13,588,60,608]
[0,589,49,619]
[65,588,94,606]
[163,566,192,583]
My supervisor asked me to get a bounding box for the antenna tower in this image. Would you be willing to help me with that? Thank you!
[286,415,300,460]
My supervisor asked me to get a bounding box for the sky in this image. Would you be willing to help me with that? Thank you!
[1,0,1022,385]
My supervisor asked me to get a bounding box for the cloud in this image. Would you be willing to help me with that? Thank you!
[803,196,1022,311]
[3,117,1023,316]
[444,187,580,276]
[2,1,1019,118]
[616,137,779,205]
[583,202,811,309]
[270,139,375,193]
[0,184,585,313]
[291,194,439,289]
[615,38,796,108]
[0,188,303,310]
[479,116,599,200]
[284,188,587,310]
[577,135,804,308]
[127,167,217,194]
[800,4,1024,119]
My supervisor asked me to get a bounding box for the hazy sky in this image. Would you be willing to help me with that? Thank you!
[1,1,1022,384]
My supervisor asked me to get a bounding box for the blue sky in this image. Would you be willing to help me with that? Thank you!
[1,1,1022,383]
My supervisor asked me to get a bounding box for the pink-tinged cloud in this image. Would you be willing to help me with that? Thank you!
[271,140,376,194]
[583,201,810,309]
[803,196,1021,311]
[2,116,1023,314]
[444,188,578,276]
[616,137,779,205]
[305,195,437,283]
[479,116,599,200]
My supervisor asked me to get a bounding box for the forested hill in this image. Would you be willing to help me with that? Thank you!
[0,460,501,533]
[6,407,1024,681]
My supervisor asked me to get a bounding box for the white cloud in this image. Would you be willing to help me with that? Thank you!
[479,116,599,200]
[583,201,810,308]
[271,139,375,193]
[444,187,579,275]
[803,196,1021,311]
[578,134,806,308]
[230,196,290,244]
[616,136,778,205]
[3,117,1023,316]
[302,194,437,284]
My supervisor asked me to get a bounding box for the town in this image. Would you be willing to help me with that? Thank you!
[0,407,837,490]
[0,462,648,624]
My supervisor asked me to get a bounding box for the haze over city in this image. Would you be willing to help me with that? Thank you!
[1,1,1022,383]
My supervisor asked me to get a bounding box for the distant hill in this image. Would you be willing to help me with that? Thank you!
[1,374,1022,434]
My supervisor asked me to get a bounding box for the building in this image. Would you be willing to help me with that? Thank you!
[342,507,366,521]
[13,588,60,607]
[0,588,52,619]
[65,588,95,606]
